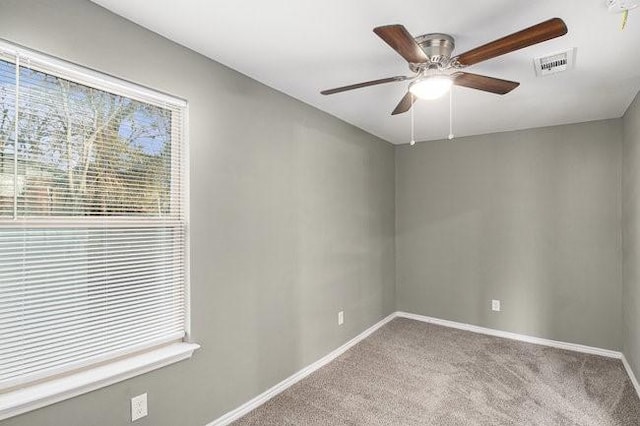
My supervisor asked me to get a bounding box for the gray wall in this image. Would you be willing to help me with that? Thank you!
[0,1,396,425]
[623,91,640,377]
[396,120,623,350]
[0,0,635,425]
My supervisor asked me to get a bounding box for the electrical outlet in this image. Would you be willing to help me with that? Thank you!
[131,393,148,422]
[492,299,501,312]
[338,311,344,325]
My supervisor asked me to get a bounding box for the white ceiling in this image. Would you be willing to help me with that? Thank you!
[92,0,640,144]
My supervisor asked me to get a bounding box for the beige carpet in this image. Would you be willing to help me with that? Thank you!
[234,318,640,425]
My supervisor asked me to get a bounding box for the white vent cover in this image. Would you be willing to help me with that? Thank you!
[533,48,576,77]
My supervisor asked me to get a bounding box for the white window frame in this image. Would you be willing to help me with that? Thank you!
[0,39,198,421]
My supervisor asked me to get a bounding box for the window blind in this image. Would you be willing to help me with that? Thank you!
[0,46,188,390]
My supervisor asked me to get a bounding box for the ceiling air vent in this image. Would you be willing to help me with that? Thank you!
[533,48,576,77]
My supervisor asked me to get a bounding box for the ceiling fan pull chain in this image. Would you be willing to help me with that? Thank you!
[410,98,416,146]
[448,87,454,140]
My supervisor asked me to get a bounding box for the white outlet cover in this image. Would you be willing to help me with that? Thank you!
[338,311,344,325]
[492,300,501,312]
[131,393,148,422]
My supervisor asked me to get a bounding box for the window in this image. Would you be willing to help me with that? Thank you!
[0,41,194,412]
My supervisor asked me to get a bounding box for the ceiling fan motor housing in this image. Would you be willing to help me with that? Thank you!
[414,33,455,68]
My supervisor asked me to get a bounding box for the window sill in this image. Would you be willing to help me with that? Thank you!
[0,342,200,421]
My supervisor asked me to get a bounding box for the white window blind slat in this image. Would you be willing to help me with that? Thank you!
[0,266,185,293]
[0,46,188,391]
[2,317,185,360]
[0,249,185,275]
[2,304,184,344]
[2,282,184,313]
[0,247,185,265]
[1,319,185,365]
[2,298,184,332]
[1,271,184,300]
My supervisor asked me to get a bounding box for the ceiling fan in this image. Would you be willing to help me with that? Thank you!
[320,18,568,115]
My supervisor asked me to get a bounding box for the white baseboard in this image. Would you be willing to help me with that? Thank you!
[207,311,635,425]
[622,355,640,398]
[396,311,622,359]
[206,313,396,426]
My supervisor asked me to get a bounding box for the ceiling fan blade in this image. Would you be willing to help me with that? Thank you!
[391,92,416,115]
[452,72,519,94]
[455,18,567,66]
[321,76,409,95]
[373,25,429,64]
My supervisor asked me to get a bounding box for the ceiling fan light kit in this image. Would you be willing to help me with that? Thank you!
[606,0,639,12]
[321,18,568,116]
[409,75,453,100]
[606,0,639,29]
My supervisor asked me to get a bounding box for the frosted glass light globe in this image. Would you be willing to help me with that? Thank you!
[409,75,453,100]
